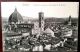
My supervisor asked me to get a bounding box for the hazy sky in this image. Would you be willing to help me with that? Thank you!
[1,2,79,19]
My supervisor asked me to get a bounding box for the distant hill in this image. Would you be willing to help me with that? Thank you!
[71,18,78,23]
[1,18,8,24]
[31,17,78,23]
[2,16,78,24]
[45,17,66,23]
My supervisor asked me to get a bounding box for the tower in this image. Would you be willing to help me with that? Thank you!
[68,15,72,26]
[39,12,44,33]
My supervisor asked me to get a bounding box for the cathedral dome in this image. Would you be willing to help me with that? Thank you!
[8,8,23,24]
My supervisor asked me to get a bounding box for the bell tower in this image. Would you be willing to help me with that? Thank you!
[39,12,44,33]
[68,15,72,26]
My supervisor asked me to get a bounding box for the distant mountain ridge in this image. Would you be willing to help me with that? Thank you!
[45,17,78,23]
[31,17,78,23]
[2,16,78,24]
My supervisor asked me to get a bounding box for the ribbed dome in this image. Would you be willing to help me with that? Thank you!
[8,8,23,24]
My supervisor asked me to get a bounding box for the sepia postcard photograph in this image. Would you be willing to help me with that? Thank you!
[1,2,79,52]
